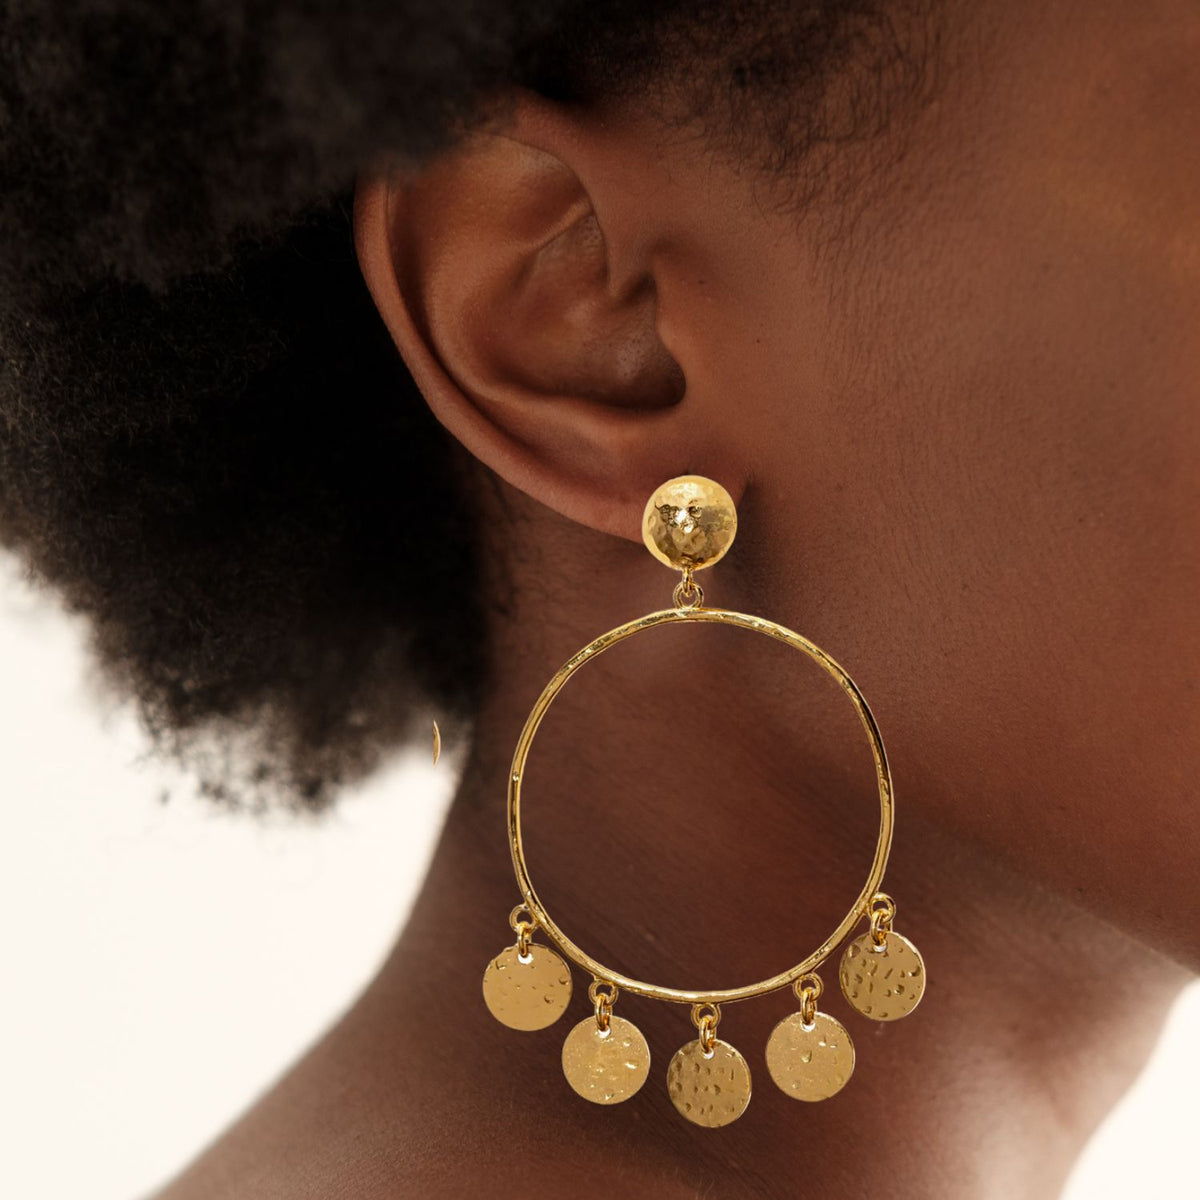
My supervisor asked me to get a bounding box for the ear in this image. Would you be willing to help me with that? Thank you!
[354,103,747,542]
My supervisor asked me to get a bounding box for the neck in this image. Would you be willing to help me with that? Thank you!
[184,496,1186,1200]
[360,531,1185,1198]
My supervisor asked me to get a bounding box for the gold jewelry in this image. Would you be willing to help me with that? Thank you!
[481,475,926,1125]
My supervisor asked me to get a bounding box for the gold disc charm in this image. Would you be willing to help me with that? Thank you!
[766,1012,855,1101]
[766,974,855,1102]
[562,983,650,1105]
[562,1016,651,1104]
[667,1040,753,1127]
[482,942,573,1030]
[482,910,573,1031]
[839,898,925,1021]
[666,1005,752,1127]
[840,931,926,1020]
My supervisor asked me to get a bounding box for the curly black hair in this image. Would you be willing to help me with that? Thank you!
[0,0,913,809]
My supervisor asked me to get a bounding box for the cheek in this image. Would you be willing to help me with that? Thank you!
[797,8,1200,957]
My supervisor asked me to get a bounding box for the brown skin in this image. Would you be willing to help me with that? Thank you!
[158,1,1198,1196]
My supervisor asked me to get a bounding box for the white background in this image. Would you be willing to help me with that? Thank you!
[1,552,1196,1199]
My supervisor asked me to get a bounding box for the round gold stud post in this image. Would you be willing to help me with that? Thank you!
[642,475,737,572]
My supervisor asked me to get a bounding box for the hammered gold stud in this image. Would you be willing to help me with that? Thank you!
[642,475,737,572]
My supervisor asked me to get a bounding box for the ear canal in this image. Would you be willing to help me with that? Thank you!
[591,274,686,411]
[407,148,684,419]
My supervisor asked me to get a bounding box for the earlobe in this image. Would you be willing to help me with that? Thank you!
[354,120,741,542]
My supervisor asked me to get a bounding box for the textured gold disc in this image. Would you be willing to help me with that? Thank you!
[642,476,738,571]
[561,1015,651,1104]
[839,930,926,1021]
[666,1037,752,1127]
[481,943,572,1031]
[765,1011,855,1101]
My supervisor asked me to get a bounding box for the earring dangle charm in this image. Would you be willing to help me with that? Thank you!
[765,973,855,1102]
[839,893,926,1020]
[480,474,927,1123]
[667,1004,752,1127]
[561,980,651,1104]
[481,905,573,1031]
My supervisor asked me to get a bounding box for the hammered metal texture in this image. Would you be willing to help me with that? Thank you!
[482,943,572,1031]
[666,1037,752,1127]
[561,1015,650,1104]
[765,1011,855,1101]
[839,931,926,1021]
[642,476,738,571]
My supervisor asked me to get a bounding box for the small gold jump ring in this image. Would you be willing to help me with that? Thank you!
[590,979,617,1033]
[793,972,822,1025]
[509,905,536,933]
[869,893,895,945]
[594,998,611,1033]
[672,578,705,610]
[690,1002,721,1052]
[588,979,619,1006]
[796,972,823,997]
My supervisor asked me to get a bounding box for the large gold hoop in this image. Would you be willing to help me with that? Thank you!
[507,604,894,1006]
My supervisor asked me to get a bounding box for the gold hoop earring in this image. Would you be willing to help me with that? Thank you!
[481,475,926,1126]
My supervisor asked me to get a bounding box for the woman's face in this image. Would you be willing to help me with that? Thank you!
[689,0,1200,961]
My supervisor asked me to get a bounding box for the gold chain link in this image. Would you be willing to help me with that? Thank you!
[794,972,823,1026]
[672,566,705,610]
[869,892,896,947]
[510,904,536,958]
[589,979,618,1033]
[691,1003,721,1054]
